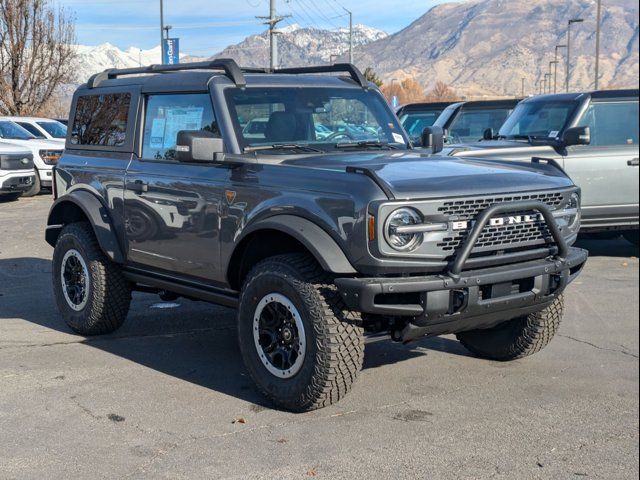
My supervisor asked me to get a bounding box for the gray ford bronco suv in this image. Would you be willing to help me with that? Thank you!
[46,60,588,411]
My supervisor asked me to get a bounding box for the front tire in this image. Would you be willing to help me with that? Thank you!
[22,170,41,197]
[623,230,639,246]
[237,254,364,412]
[456,296,564,361]
[52,222,131,335]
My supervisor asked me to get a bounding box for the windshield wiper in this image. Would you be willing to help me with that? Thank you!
[244,143,324,153]
[335,141,401,150]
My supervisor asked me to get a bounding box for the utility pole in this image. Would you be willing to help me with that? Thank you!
[257,0,290,70]
[566,18,584,92]
[344,8,353,64]
[595,0,602,89]
[554,45,567,93]
[160,0,165,64]
[521,77,525,97]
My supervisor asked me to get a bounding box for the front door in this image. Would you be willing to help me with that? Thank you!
[124,92,229,284]
[563,98,639,227]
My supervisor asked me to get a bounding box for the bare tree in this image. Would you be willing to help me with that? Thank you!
[0,0,76,115]
[424,81,461,102]
[381,78,427,105]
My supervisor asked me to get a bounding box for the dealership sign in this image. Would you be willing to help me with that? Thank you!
[163,38,180,65]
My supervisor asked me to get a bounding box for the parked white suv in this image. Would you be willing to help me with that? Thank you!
[0,143,35,201]
[2,116,67,144]
[0,120,63,196]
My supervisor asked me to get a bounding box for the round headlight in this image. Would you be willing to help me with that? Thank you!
[568,192,581,230]
[384,208,423,251]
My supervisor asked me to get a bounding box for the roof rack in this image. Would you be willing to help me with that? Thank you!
[87,58,247,89]
[86,59,369,90]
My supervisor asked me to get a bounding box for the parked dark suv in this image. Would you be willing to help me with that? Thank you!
[46,60,588,411]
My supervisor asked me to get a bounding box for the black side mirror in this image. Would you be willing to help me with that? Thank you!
[421,126,444,154]
[483,128,494,141]
[562,126,591,147]
[176,130,225,162]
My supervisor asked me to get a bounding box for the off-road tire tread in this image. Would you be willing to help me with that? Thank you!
[54,222,131,335]
[456,296,564,361]
[238,253,364,412]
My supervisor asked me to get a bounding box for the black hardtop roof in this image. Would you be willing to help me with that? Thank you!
[523,89,639,103]
[400,98,521,112]
[81,59,370,92]
[398,101,456,111]
[457,98,522,108]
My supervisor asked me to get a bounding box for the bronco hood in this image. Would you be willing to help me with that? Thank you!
[283,152,575,200]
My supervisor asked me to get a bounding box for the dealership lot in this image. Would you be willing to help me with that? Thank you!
[0,195,638,479]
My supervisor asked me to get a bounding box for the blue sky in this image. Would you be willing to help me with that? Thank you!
[55,0,451,55]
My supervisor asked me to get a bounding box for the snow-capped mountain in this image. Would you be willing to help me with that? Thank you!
[71,43,204,84]
[69,23,385,84]
[210,24,388,67]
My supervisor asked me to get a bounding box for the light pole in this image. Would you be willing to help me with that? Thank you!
[595,0,602,89]
[566,18,584,92]
[548,61,558,93]
[554,45,567,93]
[544,73,552,94]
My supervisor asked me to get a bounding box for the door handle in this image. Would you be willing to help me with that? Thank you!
[628,158,640,167]
[126,180,148,193]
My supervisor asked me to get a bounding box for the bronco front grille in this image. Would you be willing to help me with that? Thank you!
[437,192,564,219]
[435,192,567,255]
[437,211,554,253]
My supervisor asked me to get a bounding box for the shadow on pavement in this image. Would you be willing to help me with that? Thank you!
[576,235,638,258]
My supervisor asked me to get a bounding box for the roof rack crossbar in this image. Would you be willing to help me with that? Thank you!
[274,64,369,88]
[87,58,247,89]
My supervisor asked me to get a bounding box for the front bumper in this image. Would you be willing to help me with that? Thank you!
[335,246,588,340]
[0,173,35,194]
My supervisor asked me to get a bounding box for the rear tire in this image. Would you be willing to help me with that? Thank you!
[52,222,131,335]
[21,170,41,197]
[623,230,639,246]
[456,296,564,361]
[237,253,364,412]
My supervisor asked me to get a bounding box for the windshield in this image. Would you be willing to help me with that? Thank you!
[37,121,67,139]
[447,107,514,143]
[0,121,36,140]
[226,87,408,152]
[498,100,579,139]
[16,122,46,139]
[399,110,444,141]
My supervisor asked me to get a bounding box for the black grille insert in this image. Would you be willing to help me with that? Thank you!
[0,154,34,171]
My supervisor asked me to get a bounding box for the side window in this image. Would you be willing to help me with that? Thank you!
[70,93,131,147]
[142,93,219,160]
[579,101,639,146]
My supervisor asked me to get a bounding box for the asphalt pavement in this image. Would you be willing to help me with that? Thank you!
[1,195,638,480]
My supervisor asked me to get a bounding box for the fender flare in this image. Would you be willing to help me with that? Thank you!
[45,190,125,264]
[236,215,357,275]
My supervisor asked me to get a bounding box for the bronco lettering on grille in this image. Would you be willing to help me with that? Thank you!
[452,213,543,231]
